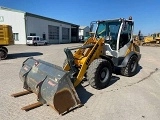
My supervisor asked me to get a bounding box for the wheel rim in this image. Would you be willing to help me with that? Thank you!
[99,67,109,83]
[130,59,137,72]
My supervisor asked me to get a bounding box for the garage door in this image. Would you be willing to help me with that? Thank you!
[62,27,70,43]
[48,25,59,44]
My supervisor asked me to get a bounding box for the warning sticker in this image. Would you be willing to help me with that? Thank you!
[24,66,29,71]
[48,81,56,87]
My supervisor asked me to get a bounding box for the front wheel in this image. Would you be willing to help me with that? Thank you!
[86,59,112,89]
[121,55,138,77]
[0,48,8,60]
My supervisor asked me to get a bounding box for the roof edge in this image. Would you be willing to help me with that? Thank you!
[0,6,25,13]
[26,12,79,27]
[0,6,79,27]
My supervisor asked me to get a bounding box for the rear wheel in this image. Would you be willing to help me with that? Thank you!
[121,55,138,77]
[0,48,8,60]
[2,47,8,53]
[86,59,112,89]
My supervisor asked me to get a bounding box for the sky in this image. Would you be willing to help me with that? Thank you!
[0,0,160,35]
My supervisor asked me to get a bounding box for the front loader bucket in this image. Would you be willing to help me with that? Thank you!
[19,57,81,114]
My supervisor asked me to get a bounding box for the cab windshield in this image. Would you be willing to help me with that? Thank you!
[27,37,32,40]
[96,21,121,40]
[96,21,121,50]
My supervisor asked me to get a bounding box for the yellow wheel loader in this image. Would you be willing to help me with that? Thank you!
[0,25,14,60]
[140,33,160,47]
[12,17,141,115]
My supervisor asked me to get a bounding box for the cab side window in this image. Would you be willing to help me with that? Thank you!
[106,23,120,50]
[40,38,43,41]
[34,37,37,41]
[119,22,132,49]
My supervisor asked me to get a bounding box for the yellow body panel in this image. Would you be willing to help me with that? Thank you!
[0,25,14,46]
[142,33,160,45]
[144,36,155,43]
[125,42,140,56]
[155,33,160,43]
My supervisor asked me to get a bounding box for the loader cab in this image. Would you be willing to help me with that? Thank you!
[94,19,134,58]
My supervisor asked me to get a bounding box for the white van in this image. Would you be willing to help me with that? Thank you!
[26,36,48,46]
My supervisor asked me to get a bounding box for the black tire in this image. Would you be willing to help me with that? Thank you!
[120,55,138,77]
[2,47,8,53]
[34,43,37,46]
[0,48,7,60]
[45,42,48,45]
[86,59,112,89]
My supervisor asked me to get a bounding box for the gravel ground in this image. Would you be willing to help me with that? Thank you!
[0,44,160,120]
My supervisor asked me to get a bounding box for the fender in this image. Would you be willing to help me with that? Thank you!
[100,55,114,70]
[118,51,141,68]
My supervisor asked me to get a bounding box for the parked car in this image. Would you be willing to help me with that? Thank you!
[79,35,90,42]
[79,35,84,42]
[26,36,48,46]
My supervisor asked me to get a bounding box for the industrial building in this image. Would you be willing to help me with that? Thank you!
[79,26,90,41]
[0,6,79,44]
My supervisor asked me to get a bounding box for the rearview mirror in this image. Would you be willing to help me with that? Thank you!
[90,21,98,32]
[90,24,94,32]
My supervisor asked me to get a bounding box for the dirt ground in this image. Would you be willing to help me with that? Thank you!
[0,44,160,120]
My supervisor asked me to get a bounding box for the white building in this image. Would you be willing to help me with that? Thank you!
[0,6,79,44]
[79,26,90,40]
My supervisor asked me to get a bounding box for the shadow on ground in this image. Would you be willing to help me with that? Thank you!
[136,65,143,74]
[113,65,143,76]
[76,85,93,104]
[108,75,120,86]
[7,52,43,59]
[76,75,119,104]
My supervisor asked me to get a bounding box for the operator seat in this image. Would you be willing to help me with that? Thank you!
[119,33,129,49]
